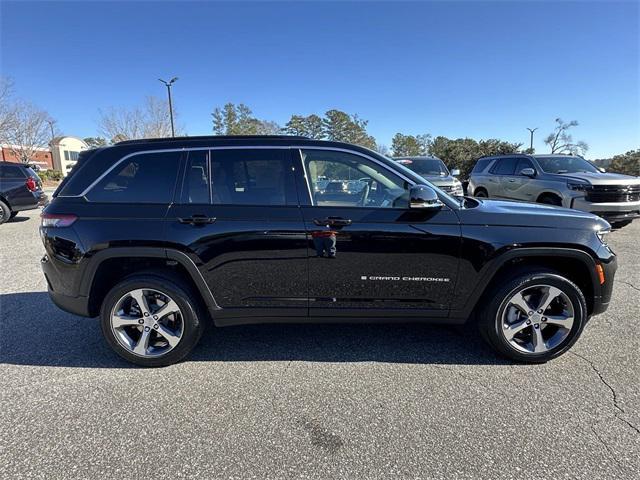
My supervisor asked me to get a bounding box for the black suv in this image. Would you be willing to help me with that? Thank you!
[0,161,48,224]
[41,136,617,366]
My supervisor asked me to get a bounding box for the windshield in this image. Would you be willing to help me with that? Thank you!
[396,158,449,177]
[537,156,600,174]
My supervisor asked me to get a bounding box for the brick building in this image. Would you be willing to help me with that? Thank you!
[0,145,54,170]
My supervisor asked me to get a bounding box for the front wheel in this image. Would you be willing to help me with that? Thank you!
[0,199,11,225]
[478,271,587,363]
[100,274,206,367]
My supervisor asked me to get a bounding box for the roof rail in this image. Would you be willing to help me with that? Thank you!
[115,135,310,146]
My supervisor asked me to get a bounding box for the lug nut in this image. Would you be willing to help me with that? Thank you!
[138,319,144,325]
[542,317,547,322]
[534,324,540,329]
[144,326,150,332]
[528,311,534,316]
[526,320,531,325]
[153,324,159,330]
[537,309,543,314]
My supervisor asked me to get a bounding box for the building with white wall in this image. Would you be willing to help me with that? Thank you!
[50,136,89,176]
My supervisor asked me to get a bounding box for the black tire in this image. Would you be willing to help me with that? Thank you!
[100,273,206,367]
[477,270,587,363]
[474,188,488,198]
[0,199,11,225]
[538,194,562,206]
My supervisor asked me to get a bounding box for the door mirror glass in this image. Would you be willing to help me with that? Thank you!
[409,185,443,209]
[598,167,606,173]
[520,167,536,177]
[450,168,460,177]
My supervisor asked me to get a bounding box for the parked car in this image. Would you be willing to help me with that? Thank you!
[42,136,616,366]
[0,161,48,224]
[468,154,640,228]
[395,156,464,196]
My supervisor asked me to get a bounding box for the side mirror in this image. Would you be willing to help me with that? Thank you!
[409,185,443,210]
[520,168,536,177]
[598,167,606,173]
[451,168,460,177]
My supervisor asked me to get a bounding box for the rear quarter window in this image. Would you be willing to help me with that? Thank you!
[86,151,182,203]
[0,165,26,179]
[471,158,493,174]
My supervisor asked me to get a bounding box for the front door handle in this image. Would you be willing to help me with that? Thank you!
[313,217,352,227]
[178,215,216,225]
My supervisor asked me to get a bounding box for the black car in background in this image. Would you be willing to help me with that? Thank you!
[0,161,48,224]
[41,136,616,367]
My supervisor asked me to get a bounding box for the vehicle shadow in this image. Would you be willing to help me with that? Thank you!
[0,291,512,368]
[7,216,30,223]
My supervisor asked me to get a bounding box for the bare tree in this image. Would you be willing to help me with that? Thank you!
[0,77,16,140]
[544,118,588,155]
[1,100,52,163]
[98,96,179,143]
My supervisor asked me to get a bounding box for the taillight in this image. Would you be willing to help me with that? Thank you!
[26,177,37,192]
[41,213,77,228]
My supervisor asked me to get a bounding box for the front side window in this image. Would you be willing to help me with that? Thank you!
[86,151,181,203]
[515,158,534,175]
[210,149,296,206]
[302,149,409,208]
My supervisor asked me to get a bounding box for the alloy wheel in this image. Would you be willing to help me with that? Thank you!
[110,288,184,358]
[500,284,575,354]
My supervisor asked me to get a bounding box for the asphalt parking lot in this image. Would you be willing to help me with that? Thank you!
[1,201,639,479]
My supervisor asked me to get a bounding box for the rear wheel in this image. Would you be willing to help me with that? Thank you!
[478,271,587,363]
[0,200,11,225]
[100,274,206,367]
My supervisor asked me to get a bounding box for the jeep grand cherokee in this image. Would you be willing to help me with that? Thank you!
[41,136,617,366]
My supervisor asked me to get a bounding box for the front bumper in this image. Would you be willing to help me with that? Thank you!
[592,252,617,316]
[570,197,640,223]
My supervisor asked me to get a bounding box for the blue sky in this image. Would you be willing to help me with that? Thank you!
[2,0,638,158]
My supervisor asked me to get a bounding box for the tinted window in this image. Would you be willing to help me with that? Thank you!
[182,151,210,204]
[536,156,599,174]
[0,165,25,179]
[302,149,409,208]
[515,158,534,175]
[396,158,448,177]
[491,158,518,175]
[471,158,492,174]
[210,149,295,206]
[87,151,181,203]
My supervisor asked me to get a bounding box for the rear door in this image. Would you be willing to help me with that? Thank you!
[488,158,518,198]
[0,164,30,210]
[166,148,308,320]
[294,148,460,318]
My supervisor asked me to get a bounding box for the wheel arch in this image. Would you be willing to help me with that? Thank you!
[81,247,220,318]
[452,248,601,321]
[536,191,564,204]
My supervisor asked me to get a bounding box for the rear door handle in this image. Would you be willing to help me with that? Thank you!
[179,215,216,225]
[313,217,352,227]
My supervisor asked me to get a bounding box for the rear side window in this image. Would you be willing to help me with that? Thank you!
[210,149,296,206]
[182,150,210,204]
[471,158,492,174]
[0,165,26,179]
[491,158,518,175]
[86,151,181,203]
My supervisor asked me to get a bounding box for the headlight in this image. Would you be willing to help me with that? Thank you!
[596,228,611,245]
[567,181,590,191]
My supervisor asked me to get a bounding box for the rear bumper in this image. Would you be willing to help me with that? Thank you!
[13,192,48,211]
[41,253,92,317]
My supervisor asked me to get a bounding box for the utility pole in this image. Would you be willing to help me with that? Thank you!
[159,77,178,137]
[526,127,538,152]
[46,119,56,142]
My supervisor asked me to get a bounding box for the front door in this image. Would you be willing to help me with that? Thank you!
[294,148,461,318]
[167,148,308,320]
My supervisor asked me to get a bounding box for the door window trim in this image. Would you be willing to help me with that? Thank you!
[294,146,416,207]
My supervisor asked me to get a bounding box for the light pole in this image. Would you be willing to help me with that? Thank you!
[526,127,538,152]
[158,77,178,137]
